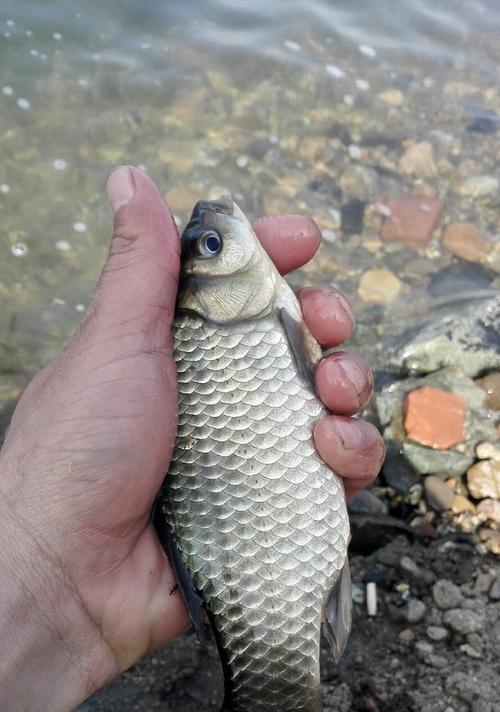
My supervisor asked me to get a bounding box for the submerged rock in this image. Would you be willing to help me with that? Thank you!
[379,194,443,247]
[475,372,500,410]
[358,267,402,304]
[441,222,500,272]
[424,476,454,511]
[459,175,499,199]
[399,141,438,177]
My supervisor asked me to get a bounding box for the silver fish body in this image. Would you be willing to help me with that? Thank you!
[158,197,350,712]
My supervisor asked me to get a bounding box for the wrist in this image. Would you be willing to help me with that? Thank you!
[0,495,119,711]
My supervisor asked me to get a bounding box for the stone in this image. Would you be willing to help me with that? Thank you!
[474,573,494,595]
[399,556,421,578]
[443,609,485,634]
[378,88,404,106]
[347,489,388,515]
[489,578,500,601]
[403,442,473,477]
[339,165,379,202]
[441,222,498,270]
[478,528,500,555]
[399,141,438,177]
[341,199,365,234]
[406,599,427,623]
[424,476,454,510]
[460,643,482,659]
[357,267,402,304]
[459,175,499,199]
[415,640,433,657]
[380,194,443,247]
[433,579,463,610]
[328,682,353,712]
[467,460,500,499]
[403,386,465,450]
[426,625,448,641]
[477,498,500,523]
[451,494,476,514]
[476,442,500,461]
[475,372,500,410]
[399,628,415,644]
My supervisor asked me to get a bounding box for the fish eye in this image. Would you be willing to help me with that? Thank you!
[200,230,222,257]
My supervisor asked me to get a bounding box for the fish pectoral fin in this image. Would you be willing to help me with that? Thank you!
[323,557,352,662]
[152,496,206,644]
[279,307,317,391]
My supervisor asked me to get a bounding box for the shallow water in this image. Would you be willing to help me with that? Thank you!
[0,0,499,405]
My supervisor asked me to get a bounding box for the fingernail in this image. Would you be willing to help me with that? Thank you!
[332,354,372,401]
[334,418,366,450]
[107,166,135,213]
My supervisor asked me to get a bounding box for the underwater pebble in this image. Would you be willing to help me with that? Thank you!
[443,609,485,634]
[358,44,376,58]
[399,141,437,177]
[378,88,404,106]
[442,222,496,267]
[55,240,71,252]
[25,30,33,37]
[380,194,443,246]
[406,599,426,623]
[477,498,500,524]
[423,77,435,88]
[355,78,370,91]
[73,221,87,233]
[459,175,499,199]
[11,242,28,257]
[343,94,354,106]
[16,97,31,109]
[322,230,337,244]
[75,304,85,313]
[235,155,249,169]
[475,373,500,411]
[424,476,454,511]
[325,64,345,79]
[30,49,39,56]
[284,40,301,52]
[52,32,62,40]
[3,31,11,38]
[0,183,10,193]
[347,144,362,160]
[433,580,463,610]
[2,86,13,96]
[78,78,89,87]
[6,19,15,27]
[467,460,500,499]
[357,267,401,304]
[53,159,67,171]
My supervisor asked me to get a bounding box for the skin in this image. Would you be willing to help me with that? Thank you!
[0,167,384,711]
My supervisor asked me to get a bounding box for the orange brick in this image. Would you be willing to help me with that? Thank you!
[403,386,465,450]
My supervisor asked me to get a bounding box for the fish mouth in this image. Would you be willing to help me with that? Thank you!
[188,195,234,225]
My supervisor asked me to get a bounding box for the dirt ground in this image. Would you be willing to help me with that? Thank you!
[81,535,499,712]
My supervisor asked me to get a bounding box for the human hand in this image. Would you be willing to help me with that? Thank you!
[0,167,384,710]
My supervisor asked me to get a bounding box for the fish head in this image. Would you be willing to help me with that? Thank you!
[178,196,279,322]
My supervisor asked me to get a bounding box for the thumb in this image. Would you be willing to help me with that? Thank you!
[88,166,180,350]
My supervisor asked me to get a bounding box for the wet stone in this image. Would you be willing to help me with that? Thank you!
[489,578,500,601]
[475,372,500,410]
[433,579,463,610]
[459,175,499,199]
[383,443,420,494]
[348,489,388,515]
[378,88,404,106]
[474,573,494,595]
[424,476,454,511]
[441,222,499,272]
[467,459,500,499]
[339,165,379,202]
[357,267,402,304]
[426,625,448,641]
[399,628,415,644]
[451,494,476,514]
[403,386,465,450]
[340,199,365,234]
[380,194,443,247]
[406,599,427,623]
[443,609,485,634]
[476,498,500,524]
[399,141,438,177]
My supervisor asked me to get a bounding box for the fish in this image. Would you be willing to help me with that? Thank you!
[156,196,351,712]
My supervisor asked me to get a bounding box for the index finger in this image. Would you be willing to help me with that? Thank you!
[252,214,322,275]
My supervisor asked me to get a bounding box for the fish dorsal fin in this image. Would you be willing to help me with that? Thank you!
[323,557,352,662]
[152,496,206,643]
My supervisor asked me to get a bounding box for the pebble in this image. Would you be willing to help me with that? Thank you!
[53,159,67,171]
[380,194,443,246]
[378,88,404,107]
[467,459,500,499]
[322,230,337,244]
[357,267,401,304]
[0,183,10,194]
[235,155,249,169]
[459,643,482,659]
[443,608,484,634]
[399,141,438,177]
[403,386,465,450]
[475,373,500,411]
[55,240,71,252]
[406,599,427,623]
[489,578,500,601]
[339,165,379,201]
[16,97,31,109]
[426,625,448,641]
[358,44,377,58]
[399,556,421,578]
[325,64,345,79]
[343,94,354,106]
[399,628,415,644]
[53,32,62,40]
[383,445,420,494]
[442,222,497,268]
[477,498,500,524]
[72,221,87,233]
[347,144,363,160]
[2,85,14,96]
[415,640,433,657]
[424,476,454,510]
[433,579,463,610]
[478,528,500,555]
[451,494,476,514]
[459,175,499,199]
[347,489,388,515]
[474,573,494,595]
[355,78,370,91]
[10,242,28,257]
[476,442,500,461]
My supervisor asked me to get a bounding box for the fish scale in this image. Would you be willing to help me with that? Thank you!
[161,312,349,712]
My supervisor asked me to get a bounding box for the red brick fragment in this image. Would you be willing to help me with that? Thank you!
[403,386,465,450]
[380,194,443,247]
